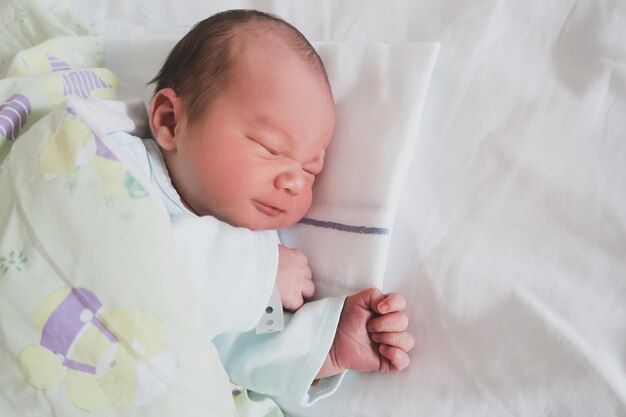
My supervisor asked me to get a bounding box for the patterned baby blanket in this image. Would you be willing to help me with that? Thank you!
[0,34,246,417]
[0,3,286,415]
[0,6,297,417]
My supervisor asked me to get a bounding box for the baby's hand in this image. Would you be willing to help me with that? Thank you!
[275,244,315,311]
[316,288,414,378]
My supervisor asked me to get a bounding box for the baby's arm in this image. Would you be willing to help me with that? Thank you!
[315,288,414,379]
[214,288,413,407]
[213,295,347,406]
[169,214,279,336]
[275,244,316,311]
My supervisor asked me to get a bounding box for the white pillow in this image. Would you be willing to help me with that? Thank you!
[105,38,440,298]
[280,42,439,297]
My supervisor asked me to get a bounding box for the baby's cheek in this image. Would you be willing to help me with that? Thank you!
[294,193,313,221]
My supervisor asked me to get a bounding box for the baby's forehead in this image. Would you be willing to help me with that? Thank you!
[237,19,295,42]
[229,26,330,91]
[230,22,301,61]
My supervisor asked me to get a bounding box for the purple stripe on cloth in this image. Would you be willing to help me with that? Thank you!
[92,317,118,343]
[298,217,391,235]
[0,116,15,140]
[2,109,21,139]
[81,71,93,92]
[0,94,31,141]
[61,73,79,97]
[93,131,118,161]
[61,70,112,98]
[13,94,31,113]
[89,71,98,89]
[96,74,107,89]
[74,72,88,98]
[47,54,71,71]
[63,358,96,374]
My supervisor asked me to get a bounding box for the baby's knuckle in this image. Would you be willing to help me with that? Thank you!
[377,318,388,329]
[369,287,383,297]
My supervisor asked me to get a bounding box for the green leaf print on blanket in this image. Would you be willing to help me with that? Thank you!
[0,250,28,274]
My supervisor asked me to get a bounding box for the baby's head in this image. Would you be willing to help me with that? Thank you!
[149,10,335,231]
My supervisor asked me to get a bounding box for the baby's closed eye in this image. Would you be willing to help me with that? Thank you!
[247,136,280,156]
[260,143,279,156]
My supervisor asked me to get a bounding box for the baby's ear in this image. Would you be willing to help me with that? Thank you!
[149,88,181,151]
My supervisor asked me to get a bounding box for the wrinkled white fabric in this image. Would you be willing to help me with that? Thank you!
[63,1,626,415]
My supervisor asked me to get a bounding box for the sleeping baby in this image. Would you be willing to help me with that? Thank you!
[109,9,414,407]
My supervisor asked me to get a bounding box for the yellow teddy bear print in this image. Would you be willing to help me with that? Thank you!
[18,287,178,412]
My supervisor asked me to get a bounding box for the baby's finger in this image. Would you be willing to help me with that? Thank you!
[379,345,411,371]
[376,293,406,314]
[371,332,415,352]
[283,297,304,312]
[302,278,316,299]
[296,250,309,265]
[298,261,312,280]
[366,312,408,333]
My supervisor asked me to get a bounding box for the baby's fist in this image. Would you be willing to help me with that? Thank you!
[318,288,414,378]
[275,245,315,311]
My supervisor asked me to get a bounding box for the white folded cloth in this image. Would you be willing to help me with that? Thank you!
[279,42,439,298]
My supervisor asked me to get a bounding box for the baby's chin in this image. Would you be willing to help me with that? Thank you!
[240,217,298,232]
[226,212,301,232]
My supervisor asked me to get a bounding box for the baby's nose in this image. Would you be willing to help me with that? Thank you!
[274,170,305,196]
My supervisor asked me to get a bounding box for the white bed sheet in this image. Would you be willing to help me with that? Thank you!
[64,0,626,415]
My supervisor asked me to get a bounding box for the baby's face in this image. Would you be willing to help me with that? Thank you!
[170,38,335,230]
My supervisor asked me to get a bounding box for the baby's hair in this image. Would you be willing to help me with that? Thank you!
[149,9,329,123]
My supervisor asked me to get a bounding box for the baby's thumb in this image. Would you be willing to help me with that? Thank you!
[352,287,386,313]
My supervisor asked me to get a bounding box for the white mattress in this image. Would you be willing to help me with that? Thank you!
[65,1,626,415]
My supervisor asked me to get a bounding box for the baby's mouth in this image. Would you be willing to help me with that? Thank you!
[253,200,285,217]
